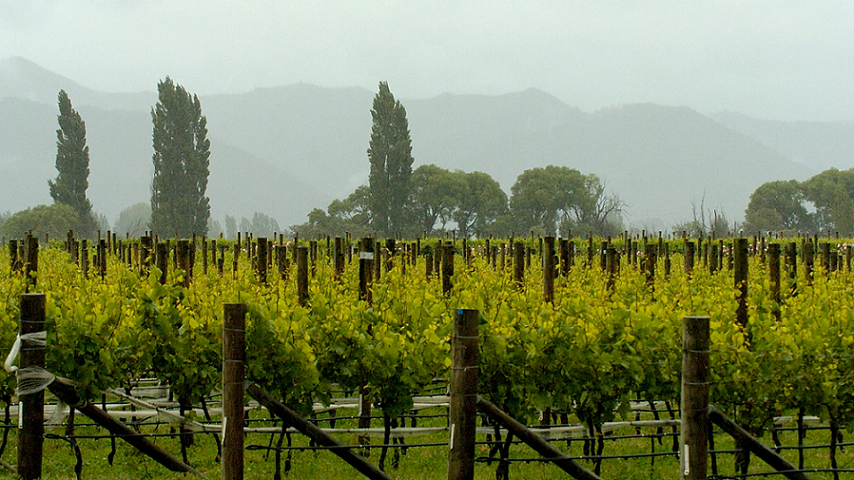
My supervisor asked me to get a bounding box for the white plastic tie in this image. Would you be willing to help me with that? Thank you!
[4,331,47,373]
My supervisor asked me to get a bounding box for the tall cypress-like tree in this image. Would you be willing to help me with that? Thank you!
[150,78,211,237]
[368,82,414,236]
[49,89,96,236]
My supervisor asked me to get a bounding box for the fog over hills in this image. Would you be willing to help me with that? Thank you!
[3,57,847,233]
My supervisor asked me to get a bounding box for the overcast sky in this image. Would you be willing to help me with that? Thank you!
[2,1,852,121]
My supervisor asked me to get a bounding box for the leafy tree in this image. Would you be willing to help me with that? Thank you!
[250,212,281,237]
[208,218,223,238]
[292,186,372,238]
[743,180,812,234]
[509,166,588,236]
[510,166,622,237]
[239,217,252,234]
[225,215,237,239]
[368,82,414,237]
[801,169,854,236]
[327,185,372,229]
[48,90,96,236]
[0,204,78,240]
[564,174,623,237]
[150,77,211,238]
[411,164,461,235]
[114,203,151,237]
[451,171,508,238]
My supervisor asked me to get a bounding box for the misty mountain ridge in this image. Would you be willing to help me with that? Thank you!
[2,57,847,233]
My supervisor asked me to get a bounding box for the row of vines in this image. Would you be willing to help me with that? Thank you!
[2,235,854,460]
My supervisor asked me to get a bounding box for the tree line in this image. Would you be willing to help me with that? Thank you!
[743,169,854,237]
[293,82,623,239]
[3,78,848,242]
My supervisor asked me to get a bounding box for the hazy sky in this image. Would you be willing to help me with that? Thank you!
[2,1,852,121]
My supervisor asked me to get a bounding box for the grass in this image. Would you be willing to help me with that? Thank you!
[0,407,852,479]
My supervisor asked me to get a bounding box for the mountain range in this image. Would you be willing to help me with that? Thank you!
[2,56,851,232]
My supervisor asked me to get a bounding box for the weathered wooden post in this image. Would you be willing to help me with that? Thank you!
[222,303,246,480]
[681,316,710,480]
[81,239,90,278]
[513,241,525,288]
[733,238,749,336]
[18,293,46,480]
[359,238,374,305]
[297,246,309,307]
[98,238,107,279]
[334,237,345,281]
[543,236,556,303]
[256,238,268,284]
[644,243,657,289]
[768,243,781,323]
[157,242,169,285]
[447,309,479,480]
[25,235,39,289]
[684,241,695,277]
[442,244,455,297]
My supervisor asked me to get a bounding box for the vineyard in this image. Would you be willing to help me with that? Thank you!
[2,233,854,479]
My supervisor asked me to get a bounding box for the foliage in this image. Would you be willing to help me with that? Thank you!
[368,82,414,237]
[801,168,854,236]
[452,171,508,238]
[743,180,812,235]
[150,77,211,238]
[48,90,96,237]
[224,215,237,239]
[114,203,151,237]
[0,203,78,240]
[292,186,372,238]
[510,166,621,236]
[411,164,460,235]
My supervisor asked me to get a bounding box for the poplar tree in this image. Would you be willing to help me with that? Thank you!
[49,90,96,236]
[368,82,414,237]
[150,78,211,237]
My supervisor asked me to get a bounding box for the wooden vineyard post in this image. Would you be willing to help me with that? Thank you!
[256,238,268,284]
[543,236,556,303]
[232,244,239,278]
[222,303,246,480]
[644,243,657,289]
[98,239,107,279]
[513,241,524,288]
[684,241,695,277]
[359,238,374,305]
[334,237,345,281]
[768,244,781,323]
[733,238,749,338]
[297,246,309,307]
[681,316,710,480]
[442,243,455,297]
[157,242,169,285]
[786,242,797,296]
[605,247,618,292]
[8,240,18,272]
[80,239,90,278]
[202,236,208,275]
[140,235,152,274]
[18,293,46,480]
[559,239,569,276]
[447,309,479,480]
[177,240,190,287]
[25,235,38,289]
[664,242,672,279]
[803,240,814,285]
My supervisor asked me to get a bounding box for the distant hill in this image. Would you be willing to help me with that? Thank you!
[712,111,854,172]
[3,57,845,233]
